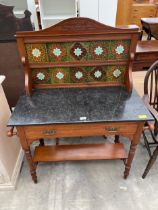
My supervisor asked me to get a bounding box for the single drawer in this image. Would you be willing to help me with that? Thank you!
[24,122,138,140]
[131,5,157,17]
[135,52,158,60]
[133,61,157,71]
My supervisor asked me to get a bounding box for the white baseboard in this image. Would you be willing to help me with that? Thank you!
[0,148,24,190]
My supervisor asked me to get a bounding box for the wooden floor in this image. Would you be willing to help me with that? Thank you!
[132,71,146,96]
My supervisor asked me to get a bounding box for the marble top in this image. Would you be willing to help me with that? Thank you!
[8,87,153,126]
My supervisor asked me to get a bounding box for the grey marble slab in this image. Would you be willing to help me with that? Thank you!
[8,86,153,126]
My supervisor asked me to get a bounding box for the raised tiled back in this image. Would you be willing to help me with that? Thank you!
[16,18,140,95]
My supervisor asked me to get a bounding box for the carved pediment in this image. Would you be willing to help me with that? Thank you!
[16,17,139,38]
[42,17,139,34]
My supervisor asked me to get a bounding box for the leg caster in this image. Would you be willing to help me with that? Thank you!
[31,170,38,183]
[124,166,130,179]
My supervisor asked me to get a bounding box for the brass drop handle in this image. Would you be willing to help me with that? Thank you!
[7,127,17,137]
[42,129,56,135]
[105,127,119,132]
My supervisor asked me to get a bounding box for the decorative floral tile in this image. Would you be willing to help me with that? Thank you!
[113,69,122,78]
[71,67,87,82]
[26,39,130,65]
[31,69,50,84]
[50,68,70,83]
[115,45,124,55]
[90,67,105,81]
[106,65,126,82]
[109,40,130,60]
[47,43,67,62]
[89,41,109,60]
[70,42,87,60]
[31,65,127,85]
[25,44,48,63]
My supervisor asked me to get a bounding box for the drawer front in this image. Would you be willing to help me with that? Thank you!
[24,122,138,139]
[131,5,157,26]
[135,52,158,60]
[133,62,152,71]
[132,5,157,16]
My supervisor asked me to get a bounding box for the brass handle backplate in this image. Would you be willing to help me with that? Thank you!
[42,129,56,135]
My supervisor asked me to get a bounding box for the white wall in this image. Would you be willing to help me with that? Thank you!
[78,0,118,26]
[99,0,118,26]
[0,76,23,190]
[79,0,98,21]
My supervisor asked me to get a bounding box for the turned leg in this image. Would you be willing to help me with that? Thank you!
[17,127,38,183]
[124,142,137,179]
[114,135,120,143]
[39,138,45,146]
[142,146,158,179]
[124,123,144,179]
[25,148,37,183]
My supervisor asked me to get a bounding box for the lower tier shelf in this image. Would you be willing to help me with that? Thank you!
[33,143,127,162]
